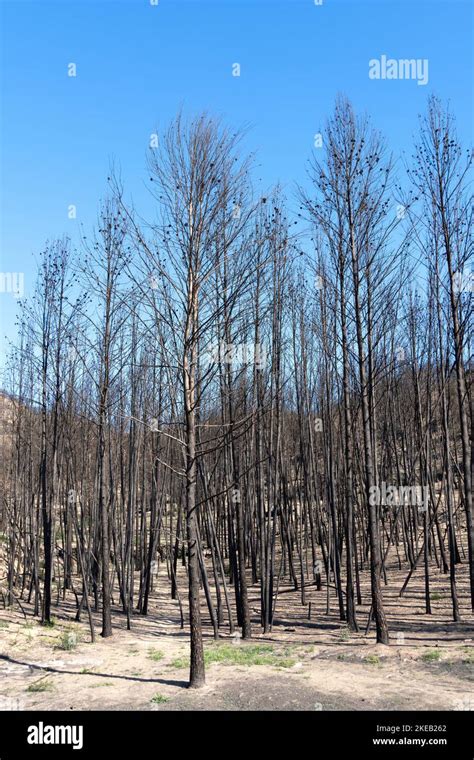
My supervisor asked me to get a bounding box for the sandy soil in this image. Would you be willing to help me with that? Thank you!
[1,554,473,711]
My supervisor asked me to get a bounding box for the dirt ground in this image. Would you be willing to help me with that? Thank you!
[1,555,473,711]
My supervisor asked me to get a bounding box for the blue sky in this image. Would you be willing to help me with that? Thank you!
[0,0,472,360]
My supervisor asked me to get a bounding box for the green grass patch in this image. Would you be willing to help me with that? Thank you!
[26,678,55,693]
[430,592,443,601]
[421,650,441,663]
[170,643,296,670]
[147,648,164,662]
[170,656,188,669]
[151,693,169,704]
[364,655,381,665]
[204,643,295,668]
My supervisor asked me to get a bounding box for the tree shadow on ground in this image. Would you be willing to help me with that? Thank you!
[0,654,188,688]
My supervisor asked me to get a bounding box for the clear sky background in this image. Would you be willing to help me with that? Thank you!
[0,0,472,363]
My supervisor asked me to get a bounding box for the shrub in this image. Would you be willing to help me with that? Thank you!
[57,631,78,651]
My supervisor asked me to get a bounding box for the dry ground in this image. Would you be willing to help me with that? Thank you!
[0,553,473,711]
